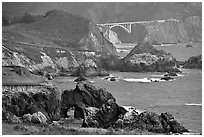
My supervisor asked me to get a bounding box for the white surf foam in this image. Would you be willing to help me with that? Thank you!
[185,103,202,106]
[123,78,151,83]
[177,74,184,77]
[123,78,160,83]
[151,74,165,77]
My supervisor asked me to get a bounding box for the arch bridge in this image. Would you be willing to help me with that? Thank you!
[97,19,179,33]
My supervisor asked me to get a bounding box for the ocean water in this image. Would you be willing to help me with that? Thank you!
[53,68,202,133]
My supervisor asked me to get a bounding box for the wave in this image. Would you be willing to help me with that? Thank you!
[123,78,166,83]
[185,103,202,106]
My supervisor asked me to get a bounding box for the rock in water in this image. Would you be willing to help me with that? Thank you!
[164,72,178,77]
[82,99,127,128]
[120,42,179,72]
[160,76,174,81]
[61,81,115,118]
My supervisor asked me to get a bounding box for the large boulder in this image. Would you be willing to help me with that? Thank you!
[82,99,127,128]
[60,81,115,119]
[23,111,47,124]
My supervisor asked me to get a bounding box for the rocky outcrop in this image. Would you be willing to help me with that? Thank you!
[82,99,127,128]
[102,42,179,72]
[112,107,189,133]
[2,85,61,123]
[183,55,202,69]
[81,104,189,134]
[71,59,109,77]
[2,45,80,76]
[60,81,115,119]
[121,42,179,72]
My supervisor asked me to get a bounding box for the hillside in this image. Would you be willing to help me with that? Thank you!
[2,10,117,75]
[3,3,202,44]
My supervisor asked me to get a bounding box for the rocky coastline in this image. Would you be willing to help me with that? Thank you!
[2,66,195,135]
[2,8,202,135]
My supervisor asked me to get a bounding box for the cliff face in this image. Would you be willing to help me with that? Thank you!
[79,24,118,55]
[143,20,188,44]
[2,10,117,75]
[112,17,201,44]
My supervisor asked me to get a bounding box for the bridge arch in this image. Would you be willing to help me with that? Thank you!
[109,24,131,33]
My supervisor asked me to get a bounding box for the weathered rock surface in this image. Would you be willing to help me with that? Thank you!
[113,107,189,133]
[60,81,115,119]
[2,109,22,124]
[23,111,47,124]
[82,99,127,128]
[71,59,110,77]
[2,85,61,123]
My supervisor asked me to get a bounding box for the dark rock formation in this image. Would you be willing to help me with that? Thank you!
[186,44,193,48]
[2,109,22,124]
[82,99,127,128]
[60,81,115,119]
[183,55,202,69]
[160,76,174,81]
[161,112,189,133]
[104,76,120,82]
[113,107,189,134]
[2,86,61,123]
[164,72,178,77]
